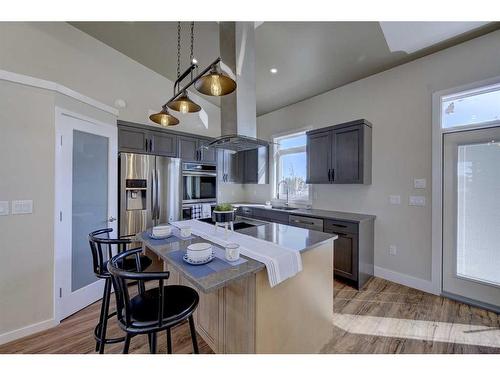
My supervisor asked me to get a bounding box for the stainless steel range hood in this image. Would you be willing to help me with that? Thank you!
[209,22,270,152]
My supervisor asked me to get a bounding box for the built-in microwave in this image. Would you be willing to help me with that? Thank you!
[182,163,217,204]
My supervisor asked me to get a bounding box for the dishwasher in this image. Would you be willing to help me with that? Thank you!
[288,214,324,231]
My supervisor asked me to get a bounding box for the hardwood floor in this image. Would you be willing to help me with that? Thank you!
[1,277,500,354]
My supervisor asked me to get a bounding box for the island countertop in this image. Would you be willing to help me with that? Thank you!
[137,222,336,293]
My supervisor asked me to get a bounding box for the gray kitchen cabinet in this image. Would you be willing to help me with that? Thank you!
[149,130,177,157]
[119,126,149,153]
[306,119,372,184]
[118,125,177,156]
[199,139,216,164]
[179,136,199,162]
[179,136,216,164]
[219,149,240,183]
[324,218,373,289]
[306,130,331,184]
[239,146,269,184]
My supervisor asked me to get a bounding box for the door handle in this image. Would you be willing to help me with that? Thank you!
[145,139,149,151]
[149,139,153,152]
[331,168,335,182]
[155,169,160,220]
[108,216,117,222]
[328,169,331,182]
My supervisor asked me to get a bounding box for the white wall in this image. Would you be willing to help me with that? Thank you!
[0,22,221,136]
[249,30,500,284]
[0,22,222,341]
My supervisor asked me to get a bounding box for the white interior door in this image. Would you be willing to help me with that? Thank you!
[55,109,117,321]
[443,126,500,310]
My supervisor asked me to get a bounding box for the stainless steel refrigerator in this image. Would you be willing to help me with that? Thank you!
[119,153,181,237]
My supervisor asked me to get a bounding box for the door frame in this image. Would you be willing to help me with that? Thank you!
[431,74,500,296]
[53,107,117,323]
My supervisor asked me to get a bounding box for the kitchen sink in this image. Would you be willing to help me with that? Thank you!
[271,206,298,211]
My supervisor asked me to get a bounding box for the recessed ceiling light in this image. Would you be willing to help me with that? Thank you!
[270,68,278,74]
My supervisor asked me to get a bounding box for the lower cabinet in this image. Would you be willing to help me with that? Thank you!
[324,218,374,289]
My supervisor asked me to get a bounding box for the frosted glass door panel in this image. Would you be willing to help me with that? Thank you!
[72,130,109,292]
[456,142,500,286]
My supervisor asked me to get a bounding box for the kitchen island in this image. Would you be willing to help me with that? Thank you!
[138,221,337,354]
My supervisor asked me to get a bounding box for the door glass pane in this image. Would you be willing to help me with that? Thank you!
[442,84,500,129]
[456,141,500,285]
[72,130,108,292]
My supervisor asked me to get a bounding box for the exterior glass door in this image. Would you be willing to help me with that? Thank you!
[442,126,500,309]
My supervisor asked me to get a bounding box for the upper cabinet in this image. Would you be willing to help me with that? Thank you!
[179,136,217,164]
[306,119,372,184]
[118,121,215,163]
[118,125,177,157]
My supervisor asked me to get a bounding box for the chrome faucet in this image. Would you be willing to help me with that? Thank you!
[277,180,289,207]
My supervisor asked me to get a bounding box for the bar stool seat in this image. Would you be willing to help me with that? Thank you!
[127,285,199,331]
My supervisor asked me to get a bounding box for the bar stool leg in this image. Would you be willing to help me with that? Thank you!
[98,278,112,354]
[148,332,157,354]
[188,315,199,354]
[123,334,132,354]
[166,327,172,354]
[95,278,110,352]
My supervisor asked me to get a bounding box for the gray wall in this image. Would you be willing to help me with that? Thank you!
[247,30,500,282]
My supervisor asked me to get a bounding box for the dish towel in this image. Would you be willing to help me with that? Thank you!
[171,219,303,287]
[191,204,202,219]
[201,204,212,219]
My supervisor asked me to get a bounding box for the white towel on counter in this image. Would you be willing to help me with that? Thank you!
[171,219,302,287]
[201,204,212,219]
[191,204,202,219]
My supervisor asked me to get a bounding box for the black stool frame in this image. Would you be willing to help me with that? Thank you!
[88,228,146,354]
[108,248,200,354]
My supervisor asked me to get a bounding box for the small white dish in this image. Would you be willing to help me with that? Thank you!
[149,231,172,240]
[187,242,212,262]
[152,225,172,237]
[183,252,214,265]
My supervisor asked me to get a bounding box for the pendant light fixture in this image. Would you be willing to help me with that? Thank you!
[194,64,237,96]
[150,21,237,126]
[149,106,179,126]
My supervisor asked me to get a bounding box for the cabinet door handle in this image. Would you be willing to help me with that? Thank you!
[331,168,335,182]
[149,139,153,152]
[145,139,149,151]
[328,169,331,182]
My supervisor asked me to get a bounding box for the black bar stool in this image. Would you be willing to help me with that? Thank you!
[107,248,200,354]
[88,228,153,354]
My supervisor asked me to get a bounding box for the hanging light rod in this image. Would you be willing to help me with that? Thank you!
[164,57,222,107]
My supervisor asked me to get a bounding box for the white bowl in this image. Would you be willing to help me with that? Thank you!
[187,242,212,261]
[152,225,172,237]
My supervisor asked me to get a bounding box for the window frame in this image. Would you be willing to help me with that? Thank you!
[272,130,311,204]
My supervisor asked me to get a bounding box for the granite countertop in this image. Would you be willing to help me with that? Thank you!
[137,222,336,293]
[233,203,376,223]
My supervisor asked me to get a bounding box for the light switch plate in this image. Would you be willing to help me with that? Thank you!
[0,201,8,215]
[409,196,426,207]
[389,245,397,256]
[389,195,401,205]
[12,200,33,214]
[414,178,426,189]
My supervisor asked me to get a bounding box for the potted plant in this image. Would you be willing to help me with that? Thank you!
[212,203,236,223]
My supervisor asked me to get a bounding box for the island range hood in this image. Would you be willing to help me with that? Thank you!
[208,22,271,152]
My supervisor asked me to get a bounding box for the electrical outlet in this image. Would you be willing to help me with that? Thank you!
[409,196,426,207]
[414,178,426,189]
[12,200,33,214]
[389,245,397,256]
[389,195,401,205]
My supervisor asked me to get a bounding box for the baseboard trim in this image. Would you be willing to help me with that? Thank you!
[0,319,57,346]
[374,266,437,295]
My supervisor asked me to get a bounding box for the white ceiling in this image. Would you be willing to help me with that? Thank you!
[70,21,497,115]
